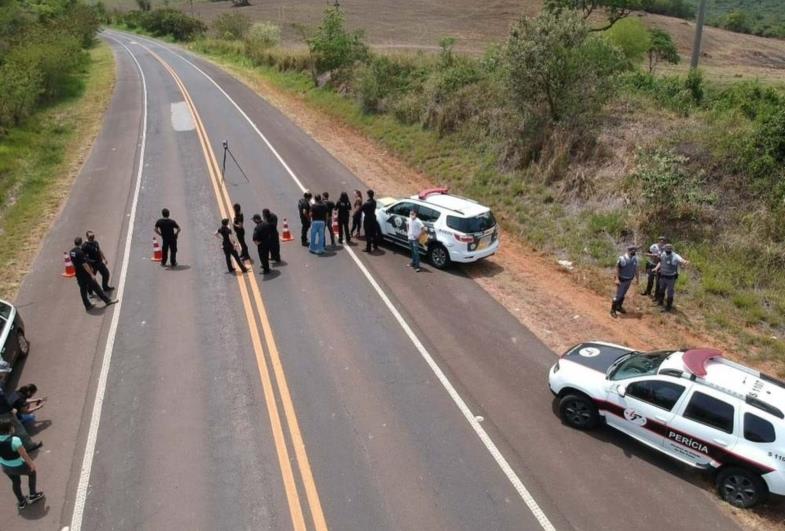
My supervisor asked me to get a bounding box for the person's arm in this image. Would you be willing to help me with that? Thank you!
[654,262,661,273]
[214,230,222,241]
[174,222,181,236]
[155,223,162,237]
[82,263,94,276]
[17,446,35,472]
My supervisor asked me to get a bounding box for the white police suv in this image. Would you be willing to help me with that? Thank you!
[375,187,499,269]
[0,299,29,383]
[548,343,785,508]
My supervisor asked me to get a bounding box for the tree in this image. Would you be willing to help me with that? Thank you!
[605,17,650,64]
[545,0,642,31]
[506,10,626,123]
[306,4,368,85]
[723,11,751,34]
[647,28,679,73]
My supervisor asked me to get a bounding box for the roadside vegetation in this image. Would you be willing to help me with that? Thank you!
[0,0,112,297]
[112,5,785,375]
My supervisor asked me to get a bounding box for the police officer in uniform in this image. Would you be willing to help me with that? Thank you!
[362,190,379,253]
[298,191,313,247]
[252,213,273,274]
[654,243,689,312]
[82,231,114,292]
[215,219,248,274]
[154,208,180,267]
[642,236,665,297]
[611,245,639,318]
[233,203,251,262]
[70,237,117,311]
[263,208,281,263]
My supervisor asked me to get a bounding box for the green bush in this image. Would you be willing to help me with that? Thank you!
[7,31,85,101]
[307,5,368,82]
[243,21,281,63]
[0,57,43,128]
[604,17,650,65]
[135,9,206,41]
[646,28,679,74]
[211,12,250,40]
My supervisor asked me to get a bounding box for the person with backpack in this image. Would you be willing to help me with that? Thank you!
[0,418,44,510]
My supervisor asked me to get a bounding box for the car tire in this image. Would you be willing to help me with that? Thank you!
[429,244,451,269]
[559,394,599,430]
[17,331,30,357]
[716,467,768,508]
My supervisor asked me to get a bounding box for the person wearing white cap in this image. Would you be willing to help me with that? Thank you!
[654,243,689,312]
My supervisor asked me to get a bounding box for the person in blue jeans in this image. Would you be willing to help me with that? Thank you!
[0,418,44,510]
[309,194,327,255]
[7,385,45,427]
[407,209,425,272]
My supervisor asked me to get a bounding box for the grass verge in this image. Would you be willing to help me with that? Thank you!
[0,42,116,299]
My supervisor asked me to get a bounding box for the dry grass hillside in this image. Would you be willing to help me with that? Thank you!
[180,0,785,80]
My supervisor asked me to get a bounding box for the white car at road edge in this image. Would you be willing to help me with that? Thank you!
[548,342,785,508]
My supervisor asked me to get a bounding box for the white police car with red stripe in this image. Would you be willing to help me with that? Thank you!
[548,342,785,508]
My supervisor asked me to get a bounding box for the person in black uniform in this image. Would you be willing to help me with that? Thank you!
[336,192,352,244]
[323,192,336,248]
[82,231,114,292]
[298,191,313,247]
[70,237,117,311]
[362,190,379,252]
[252,213,273,274]
[233,203,251,262]
[154,208,180,267]
[215,219,248,274]
[263,209,281,263]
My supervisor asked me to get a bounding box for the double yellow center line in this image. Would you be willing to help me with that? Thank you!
[139,43,327,531]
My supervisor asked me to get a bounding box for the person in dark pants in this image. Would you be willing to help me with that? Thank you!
[298,191,313,247]
[82,231,114,292]
[70,238,117,311]
[642,236,665,297]
[215,219,248,274]
[263,209,281,263]
[0,388,40,453]
[154,208,180,267]
[0,418,43,510]
[336,192,352,244]
[350,189,363,238]
[362,190,379,252]
[323,192,336,247]
[252,213,273,274]
[654,243,689,312]
[233,203,251,262]
[610,246,639,318]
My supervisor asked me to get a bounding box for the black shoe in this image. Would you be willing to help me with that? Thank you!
[27,441,43,452]
[171,262,177,267]
[610,309,617,318]
[85,303,96,311]
[617,307,626,314]
[301,242,309,247]
[104,299,119,307]
[27,492,44,505]
[103,286,115,291]
[17,498,27,510]
[262,269,271,274]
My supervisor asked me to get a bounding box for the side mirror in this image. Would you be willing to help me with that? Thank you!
[616,384,627,397]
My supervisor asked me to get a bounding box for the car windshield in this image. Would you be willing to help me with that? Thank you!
[609,352,670,380]
[446,211,496,233]
[0,302,10,323]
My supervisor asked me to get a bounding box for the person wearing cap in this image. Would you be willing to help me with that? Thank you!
[297,191,313,247]
[252,213,274,275]
[654,243,689,312]
[611,245,639,318]
[642,236,666,298]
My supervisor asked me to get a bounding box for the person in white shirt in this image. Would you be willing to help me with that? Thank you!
[407,209,425,272]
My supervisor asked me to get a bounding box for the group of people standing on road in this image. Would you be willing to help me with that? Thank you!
[611,236,689,318]
[1,384,46,510]
[69,231,119,312]
[214,204,281,275]
[298,189,382,254]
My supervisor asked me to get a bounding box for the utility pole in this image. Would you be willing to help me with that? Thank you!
[690,0,708,69]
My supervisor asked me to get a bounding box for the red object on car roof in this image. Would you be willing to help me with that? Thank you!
[683,348,723,377]
[418,187,449,200]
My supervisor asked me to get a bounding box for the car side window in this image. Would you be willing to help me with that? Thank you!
[389,202,412,217]
[683,391,735,434]
[627,380,685,411]
[417,207,440,223]
[744,413,776,443]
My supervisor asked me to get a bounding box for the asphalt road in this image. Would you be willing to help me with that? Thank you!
[0,31,742,531]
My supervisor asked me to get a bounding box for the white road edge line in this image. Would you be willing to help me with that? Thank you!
[136,34,557,531]
[69,35,149,531]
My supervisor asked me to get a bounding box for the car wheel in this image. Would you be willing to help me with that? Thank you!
[559,394,599,430]
[17,331,30,357]
[716,467,767,508]
[429,244,450,269]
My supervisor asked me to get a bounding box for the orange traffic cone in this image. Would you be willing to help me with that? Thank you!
[62,251,76,277]
[331,211,339,237]
[280,218,294,242]
[151,238,162,261]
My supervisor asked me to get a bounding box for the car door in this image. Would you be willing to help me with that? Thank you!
[605,377,687,449]
[383,202,414,243]
[666,388,739,468]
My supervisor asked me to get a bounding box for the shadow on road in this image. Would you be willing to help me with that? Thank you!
[261,270,281,281]
[18,501,49,520]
